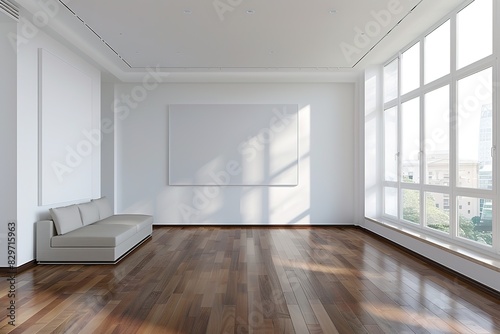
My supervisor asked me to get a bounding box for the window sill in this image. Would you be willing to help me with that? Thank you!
[365,217,500,273]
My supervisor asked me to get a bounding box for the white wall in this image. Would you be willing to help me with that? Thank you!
[114,83,355,225]
[16,12,101,266]
[0,20,18,267]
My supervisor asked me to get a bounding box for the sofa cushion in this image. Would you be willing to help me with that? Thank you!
[94,214,153,232]
[92,197,113,219]
[51,224,136,248]
[49,205,83,235]
[78,201,100,226]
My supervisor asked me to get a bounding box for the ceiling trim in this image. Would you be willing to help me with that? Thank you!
[57,0,132,68]
[352,0,423,67]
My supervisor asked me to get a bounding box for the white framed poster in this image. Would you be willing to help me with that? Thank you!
[168,104,298,186]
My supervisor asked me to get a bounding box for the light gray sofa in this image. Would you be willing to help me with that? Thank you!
[36,197,153,263]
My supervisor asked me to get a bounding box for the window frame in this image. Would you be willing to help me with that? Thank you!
[379,0,498,255]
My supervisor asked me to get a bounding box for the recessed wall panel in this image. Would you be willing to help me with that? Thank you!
[39,49,93,205]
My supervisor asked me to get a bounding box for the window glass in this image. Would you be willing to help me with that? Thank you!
[457,68,493,189]
[457,196,492,246]
[401,42,420,94]
[384,59,398,102]
[457,0,493,69]
[425,192,450,233]
[403,189,420,224]
[401,98,420,183]
[384,187,398,217]
[425,20,450,83]
[425,85,450,185]
[384,107,398,181]
[375,0,497,254]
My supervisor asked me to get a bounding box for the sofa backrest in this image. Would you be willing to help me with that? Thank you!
[92,197,114,219]
[49,197,113,235]
[49,205,83,235]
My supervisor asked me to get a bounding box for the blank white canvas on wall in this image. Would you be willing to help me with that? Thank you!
[38,48,93,205]
[168,104,299,186]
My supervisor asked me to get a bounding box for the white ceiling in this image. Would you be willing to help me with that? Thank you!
[16,0,467,82]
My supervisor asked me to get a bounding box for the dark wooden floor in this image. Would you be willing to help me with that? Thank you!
[1,227,500,333]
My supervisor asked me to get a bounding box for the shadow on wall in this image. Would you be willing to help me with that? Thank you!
[118,83,355,225]
[164,104,309,225]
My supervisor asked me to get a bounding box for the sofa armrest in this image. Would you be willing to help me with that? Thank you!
[36,220,57,256]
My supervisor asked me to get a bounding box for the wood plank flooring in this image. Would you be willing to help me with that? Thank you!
[1,226,500,333]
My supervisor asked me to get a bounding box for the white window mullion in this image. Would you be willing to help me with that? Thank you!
[420,112,425,229]
[449,12,458,241]
[379,67,386,219]
[420,39,426,229]
[493,0,500,253]
[397,53,403,221]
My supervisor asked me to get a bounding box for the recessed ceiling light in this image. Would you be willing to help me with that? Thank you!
[183,9,192,14]
[246,10,255,14]
[329,9,337,14]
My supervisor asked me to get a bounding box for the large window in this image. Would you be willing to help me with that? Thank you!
[380,0,496,252]
[457,0,493,69]
[384,107,398,182]
[425,20,450,84]
[383,59,398,102]
[457,68,493,190]
[425,85,449,186]
[401,98,420,183]
[400,42,420,95]
[425,192,450,233]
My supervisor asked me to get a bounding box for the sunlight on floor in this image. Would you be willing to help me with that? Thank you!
[276,257,383,280]
[362,301,479,333]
